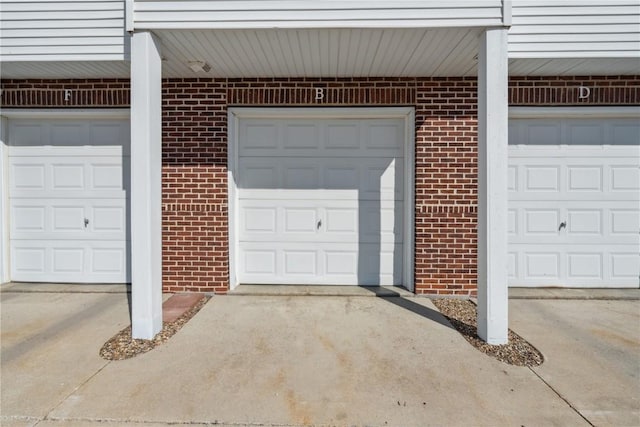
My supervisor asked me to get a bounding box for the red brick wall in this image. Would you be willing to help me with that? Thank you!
[2,76,639,295]
[415,78,478,295]
[0,79,130,106]
[161,79,228,293]
[510,76,640,105]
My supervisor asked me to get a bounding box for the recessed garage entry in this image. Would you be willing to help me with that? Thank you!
[508,112,640,288]
[7,116,130,283]
[229,108,414,288]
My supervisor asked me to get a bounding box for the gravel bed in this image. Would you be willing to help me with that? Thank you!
[432,298,544,367]
[100,296,210,360]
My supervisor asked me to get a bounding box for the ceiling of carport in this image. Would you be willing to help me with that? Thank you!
[158,28,482,78]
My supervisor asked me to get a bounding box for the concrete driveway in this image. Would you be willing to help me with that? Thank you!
[1,284,638,427]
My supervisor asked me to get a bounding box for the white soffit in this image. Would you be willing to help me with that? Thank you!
[0,60,130,79]
[509,57,640,76]
[158,28,482,78]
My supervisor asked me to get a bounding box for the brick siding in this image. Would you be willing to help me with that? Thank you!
[2,76,639,295]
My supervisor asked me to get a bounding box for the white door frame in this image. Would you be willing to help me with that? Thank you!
[0,109,130,284]
[510,106,640,119]
[227,106,415,291]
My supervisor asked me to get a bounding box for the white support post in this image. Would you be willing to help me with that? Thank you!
[0,116,9,284]
[131,31,163,340]
[477,28,509,345]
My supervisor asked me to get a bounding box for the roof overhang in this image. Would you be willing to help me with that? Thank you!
[1,27,638,79]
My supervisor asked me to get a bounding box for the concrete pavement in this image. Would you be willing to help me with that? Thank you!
[1,284,638,426]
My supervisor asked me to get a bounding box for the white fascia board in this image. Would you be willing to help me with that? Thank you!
[134,19,504,30]
[508,51,640,59]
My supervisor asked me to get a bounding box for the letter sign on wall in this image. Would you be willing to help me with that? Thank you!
[578,86,591,99]
[315,88,325,101]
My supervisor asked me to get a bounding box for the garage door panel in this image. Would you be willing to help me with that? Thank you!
[240,119,403,158]
[567,166,602,192]
[239,242,402,285]
[611,253,640,279]
[509,117,639,288]
[12,247,46,275]
[11,163,46,190]
[10,156,128,198]
[567,122,605,145]
[525,166,560,192]
[10,119,128,148]
[8,118,130,283]
[510,201,638,244]
[237,114,405,286]
[239,157,402,200]
[12,206,46,232]
[610,166,639,191]
[567,253,603,279]
[611,210,640,234]
[239,199,402,244]
[566,210,602,235]
[92,159,129,191]
[91,205,127,233]
[52,163,85,189]
[611,122,640,144]
[52,205,85,232]
[10,240,128,283]
[524,209,560,235]
[511,245,639,287]
[11,199,127,241]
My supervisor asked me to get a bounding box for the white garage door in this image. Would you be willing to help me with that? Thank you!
[8,118,130,283]
[508,116,640,288]
[236,116,404,285]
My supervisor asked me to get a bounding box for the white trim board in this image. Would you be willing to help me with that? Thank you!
[0,109,130,119]
[510,106,640,119]
[227,106,415,291]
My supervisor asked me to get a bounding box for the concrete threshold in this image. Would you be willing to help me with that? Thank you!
[509,287,640,300]
[230,284,416,297]
[0,282,130,294]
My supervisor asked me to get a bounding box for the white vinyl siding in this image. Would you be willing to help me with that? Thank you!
[509,0,640,58]
[133,0,504,29]
[0,1,127,61]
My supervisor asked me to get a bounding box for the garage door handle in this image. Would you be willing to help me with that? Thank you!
[317,220,322,229]
[84,218,89,228]
[559,221,566,231]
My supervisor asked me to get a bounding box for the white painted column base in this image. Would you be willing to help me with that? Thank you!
[477,28,509,345]
[131,31,163,340]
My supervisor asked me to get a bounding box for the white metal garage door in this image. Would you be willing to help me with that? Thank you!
[8,118,130,283]
[508,116,640,288]
[235,115,405,286]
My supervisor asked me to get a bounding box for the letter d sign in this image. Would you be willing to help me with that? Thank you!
[578,86,591,99]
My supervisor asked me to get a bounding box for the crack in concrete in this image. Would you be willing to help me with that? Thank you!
[37,359,114,426]
[528,366,595,427]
